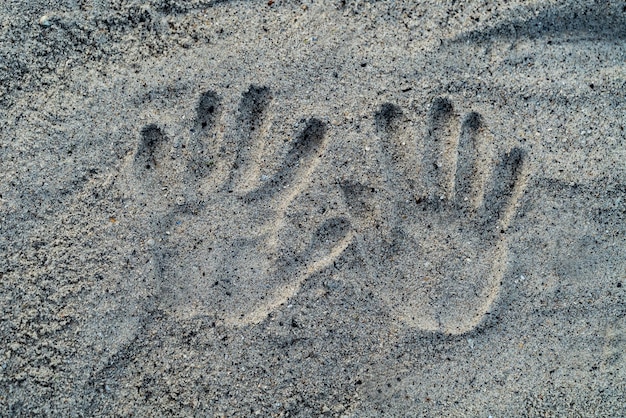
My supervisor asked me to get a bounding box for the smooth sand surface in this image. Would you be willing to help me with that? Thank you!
[1,1,625,416]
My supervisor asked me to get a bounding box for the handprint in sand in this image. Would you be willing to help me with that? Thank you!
[125,85,352,325]
[342,98,526,335]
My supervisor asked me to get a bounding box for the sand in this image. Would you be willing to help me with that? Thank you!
[0,0,625,416]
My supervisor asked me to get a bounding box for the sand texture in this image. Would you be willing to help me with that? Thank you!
[0,0,625,416]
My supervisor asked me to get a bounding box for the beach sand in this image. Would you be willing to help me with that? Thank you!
[0,0,625,415]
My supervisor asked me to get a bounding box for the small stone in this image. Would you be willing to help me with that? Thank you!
[39,15,52,27]
[146,238,155,247]
[333,403,346,413]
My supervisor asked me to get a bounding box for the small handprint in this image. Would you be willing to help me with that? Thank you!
[342,98,526,335]
[126,85,352,325]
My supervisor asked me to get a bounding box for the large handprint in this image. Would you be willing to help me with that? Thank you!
[342,98,526,335]
[123,85,352,325]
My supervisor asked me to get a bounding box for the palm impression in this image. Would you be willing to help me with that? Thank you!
[125,85,352,326]
[342,98,526,335]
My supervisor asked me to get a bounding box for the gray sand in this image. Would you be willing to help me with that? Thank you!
[1,0,625,416]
